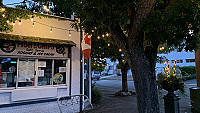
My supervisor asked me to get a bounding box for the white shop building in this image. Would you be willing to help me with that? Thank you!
[0,13,89,112]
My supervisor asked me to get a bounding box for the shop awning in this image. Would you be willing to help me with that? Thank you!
[0,33,76,46]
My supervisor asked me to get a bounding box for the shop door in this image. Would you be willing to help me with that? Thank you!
[18,59,35,87]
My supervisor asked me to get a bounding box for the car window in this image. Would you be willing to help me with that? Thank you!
[94,71,100,74]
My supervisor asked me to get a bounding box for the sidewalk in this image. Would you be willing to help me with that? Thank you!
[101,74,133,81]
[84,79,197,113]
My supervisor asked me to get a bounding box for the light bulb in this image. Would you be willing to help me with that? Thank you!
[44,5,47,10]
[6,20,9,23]
[69,31,71,37]
[2,14,5,17]
[32,23,34,27]
[46,8,50,12]
[31,16,34,21]
[13,22,15,26]
[50,27,52,32]
[97,36,100,39]
[119,49,122,52]
[17,17,19,20]
[1,8,5,12]
[106,33,109,36]
[102,34,105,37]
[19,20,21,25]
[107,43,110,47]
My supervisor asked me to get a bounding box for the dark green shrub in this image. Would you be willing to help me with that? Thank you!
[117,73,121,76]
[182,74,196,81]
[91,82,102,103]
[179,66,196,76]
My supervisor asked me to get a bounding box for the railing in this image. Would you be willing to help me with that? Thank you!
[57,94,93,113]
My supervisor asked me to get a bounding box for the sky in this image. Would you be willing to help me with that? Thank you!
[3,0,24,6]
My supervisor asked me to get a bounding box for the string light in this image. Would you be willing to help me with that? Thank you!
[2,14,5,17]
[43,5,50,12]
[102,34,105,37]
[17,17,19,20]
[69,30,72,37]
[32,22,35,27]
[19,20,21,25]
[92,30,94,32]
[50,27,52,32]
[159,46,165,51]
[13,21,15,26]
[119,49,122,52]
[44,5,48,10]
[46,8,50,12]
[106,33,109,36]
[1,8,5,12]
[31,16,34,21]
[6,19,9,23]
[107,43,110,47]
[97,36,100,39]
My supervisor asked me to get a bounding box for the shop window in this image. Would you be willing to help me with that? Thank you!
[109,66,114,70]
[53,60,66,85]
[38,59,52,86]
[18,59,35,87]
[171,60,183,63]
[0,58,17,88]
[186,59,195,63]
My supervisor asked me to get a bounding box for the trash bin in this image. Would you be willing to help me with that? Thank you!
[190,87,200,113]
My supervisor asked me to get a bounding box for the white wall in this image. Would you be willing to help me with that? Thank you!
[0,16,82,107]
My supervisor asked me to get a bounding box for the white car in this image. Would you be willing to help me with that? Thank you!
[91,71,101,80]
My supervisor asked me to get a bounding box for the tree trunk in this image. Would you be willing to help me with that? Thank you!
[122,64,128,92]
[125,40,159,113]
[118,55,129,92]
[110,0,159,112]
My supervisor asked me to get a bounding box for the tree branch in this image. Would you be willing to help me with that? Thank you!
[128,0,156,40]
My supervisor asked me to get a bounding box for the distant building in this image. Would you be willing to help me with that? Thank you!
[104,51,195,76]
[156,50,195,75]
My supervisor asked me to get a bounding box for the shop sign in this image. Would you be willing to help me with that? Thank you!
[0,40,68,58]
[53,73,63,84]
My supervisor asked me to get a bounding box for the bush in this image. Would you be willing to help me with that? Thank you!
[179,66,196,76]
[92,82,102,103]
[182,74,196,81]
[117,73,121,76]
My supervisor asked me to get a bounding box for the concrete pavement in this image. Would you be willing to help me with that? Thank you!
[85,78,197,113]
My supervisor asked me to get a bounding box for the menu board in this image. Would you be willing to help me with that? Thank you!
[18,60,35,82]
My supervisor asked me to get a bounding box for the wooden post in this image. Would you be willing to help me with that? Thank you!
[195,50,200,87]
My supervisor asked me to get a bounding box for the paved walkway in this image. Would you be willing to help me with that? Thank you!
[84,78,197,113]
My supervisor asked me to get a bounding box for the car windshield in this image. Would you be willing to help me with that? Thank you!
[94,71,100,74]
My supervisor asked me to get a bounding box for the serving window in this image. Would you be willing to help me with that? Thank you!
[0,58,68,89]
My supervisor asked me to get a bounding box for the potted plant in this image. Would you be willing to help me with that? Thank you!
[157,61,185,94]
[157,61,186,113]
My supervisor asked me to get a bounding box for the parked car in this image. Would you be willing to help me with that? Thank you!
[92,71,101,80]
